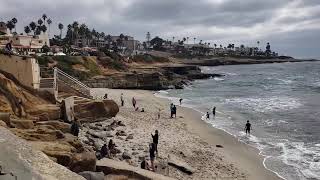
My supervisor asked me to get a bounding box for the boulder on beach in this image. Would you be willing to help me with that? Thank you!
[168,154,195,175]
[79,171,104,180]
[74,100,119,123]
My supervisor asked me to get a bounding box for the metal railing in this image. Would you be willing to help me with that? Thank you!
[54,67,91,98]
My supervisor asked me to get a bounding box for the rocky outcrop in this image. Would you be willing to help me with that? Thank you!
[0,127,85,180]
[79,171,104,180]
[85,65,221,90]
[35,120,71,133]
[0,72,56,119]
[10,119,34,129]
[74,100,119,123]
[168,154,195,175]
[97,158,176,180]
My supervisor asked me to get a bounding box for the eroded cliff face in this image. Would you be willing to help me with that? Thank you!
[85,65,222,90]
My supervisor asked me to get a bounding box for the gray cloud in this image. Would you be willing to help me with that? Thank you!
[0,0,319,58]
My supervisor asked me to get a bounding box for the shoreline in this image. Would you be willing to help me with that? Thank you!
[89,88,281,179]
[154,92,282,180]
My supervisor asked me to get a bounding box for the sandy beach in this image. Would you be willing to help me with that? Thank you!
[85,88,281,180]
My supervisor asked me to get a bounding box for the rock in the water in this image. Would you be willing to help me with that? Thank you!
[216,144,223,148]
[168,154,195,175]
[122,152,132,159]
[79,171,104,180]
[10,119,34,129]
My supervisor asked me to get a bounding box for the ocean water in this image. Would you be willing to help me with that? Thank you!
[156,61,320,180]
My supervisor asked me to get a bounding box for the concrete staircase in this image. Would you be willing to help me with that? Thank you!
[39,67,93,102]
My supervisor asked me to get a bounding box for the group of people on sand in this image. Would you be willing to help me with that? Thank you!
[206,106,216,119]
[141,130,159,172]
[99,139,117,159]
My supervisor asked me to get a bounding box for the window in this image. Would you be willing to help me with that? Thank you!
[39,40,43,43]
[16,38,18,40]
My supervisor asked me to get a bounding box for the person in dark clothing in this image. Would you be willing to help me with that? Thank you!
[170,103,174,118]
[206,112,210,119]
[172,105,177,118]
[103,93,108,99]
[132,97,136,108]
[108,139,116,156]
[149,143,156,171]
[120,93,124,106]
[179,98,183,105]
[71,118,80,137]
[212,106,216,116]
[151,130,159,154]
[141,108,145,112]
[140,157,150,170]
[100,144,109,158]
[5,40,13,54]
[245,120,252,135]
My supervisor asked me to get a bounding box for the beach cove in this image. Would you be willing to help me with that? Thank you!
[86,88,281,180]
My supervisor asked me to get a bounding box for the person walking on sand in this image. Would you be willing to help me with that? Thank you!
[206,112,210,119]
[179,98,183,105]
[157,108,161,119]
[245,120,252,135]
[132,97,137,108]
[149,143,156,171]
[120,93,124,106]
[151,130,159,155]
[103,93,108,99]
[170,103,174,118]
[172,105,177,118]
[212,106,216,116]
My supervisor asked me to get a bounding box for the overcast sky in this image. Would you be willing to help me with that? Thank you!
[1,0,320,59]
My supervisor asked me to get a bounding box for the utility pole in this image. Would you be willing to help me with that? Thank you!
[146,32,151,49]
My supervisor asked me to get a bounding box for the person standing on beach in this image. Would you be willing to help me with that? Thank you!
[170,103,174,118]
[149,143,156,171]
[212,106,216,116]
[120,93,124,106]
[206,112,210,119]
[71,118,80,137]
[245,120,252,135]
[103,93,108,99]
[179,98,183,105]
[132,97,137,108]
[151,130,159,154]
[157,108,161,119]
[172,105,177,118]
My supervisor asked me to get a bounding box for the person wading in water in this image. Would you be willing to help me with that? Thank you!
[245,120,252,135]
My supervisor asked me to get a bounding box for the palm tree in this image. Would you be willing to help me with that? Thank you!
[6,21,14,33]
[257,41,260,49]
[47,18,52,36]
[41,25,47,33]
[193,37,196,44]
[214,44,217,48]
[38,19,43,26]
[24,26,31,35]
[11,18,17,32]
[187,37,189,44]
[35,26,42,35]
[199,40,203,44]
[58,23,64,39]
[42,14,47,23]
[29,22,37,35]
[172,36,175,43]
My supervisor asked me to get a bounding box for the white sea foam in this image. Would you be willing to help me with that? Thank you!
[213,77,224,81]
[225,96,302,112]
